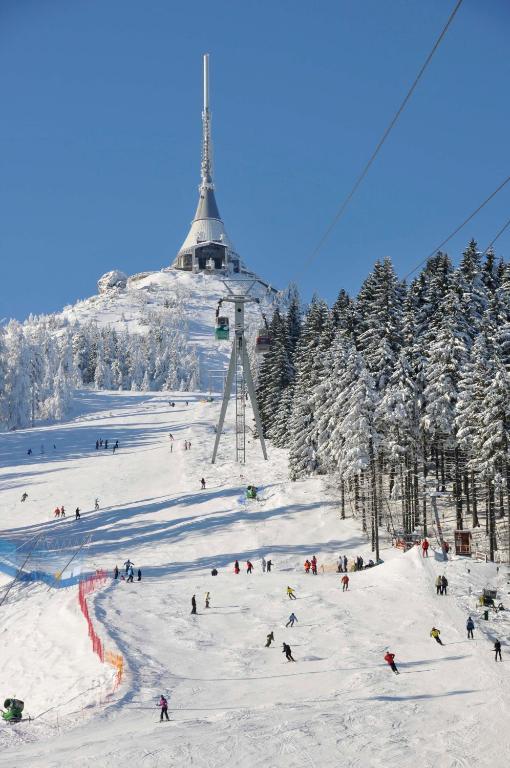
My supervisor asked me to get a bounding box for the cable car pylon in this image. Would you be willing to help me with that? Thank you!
[211,283,268,464]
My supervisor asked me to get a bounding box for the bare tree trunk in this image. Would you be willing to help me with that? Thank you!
[354,475,360,522]
[464,468,470,523]
[422,436,428,536]
[413,456,420,529]
[440,447,446,492]
[454,446,463,530]
[488,478,496,562]
[471,470,479,528]
[360,471,367,534]
[340,478,345,520]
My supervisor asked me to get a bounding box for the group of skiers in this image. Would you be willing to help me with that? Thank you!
[95,438,119,453]
[304,556,318,574]
[52,505,82,520]
[114,560,142,583]
[233,558,273,574]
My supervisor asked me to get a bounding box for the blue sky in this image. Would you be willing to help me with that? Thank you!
[1,0,510,320]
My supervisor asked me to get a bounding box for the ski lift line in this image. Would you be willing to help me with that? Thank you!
[46,534,92,591]
[289,0,464,284]
[481,213,510,256]
[403,174,510,280]
[0,536,40,607]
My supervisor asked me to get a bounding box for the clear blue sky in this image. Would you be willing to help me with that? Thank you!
[1,0,510,321]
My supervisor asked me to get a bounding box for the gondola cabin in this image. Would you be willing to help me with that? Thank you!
[215,316,230,341]
[255,328,271,353]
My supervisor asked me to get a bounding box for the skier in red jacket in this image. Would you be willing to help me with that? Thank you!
[341,574,349,591]
[384,652,399,674]
[421,538,429,557]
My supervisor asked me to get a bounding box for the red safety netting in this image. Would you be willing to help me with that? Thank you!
[78,570,124,688]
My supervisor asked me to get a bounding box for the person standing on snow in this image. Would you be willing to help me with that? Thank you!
[114,565,119,579]
[234,560,240,574]
[126,566,134,583]
[124,559,134,573]
[205,592,210,608]
[246,560,254,574]
[384,651,399,674]
[430,627,443,645]
[466,616,475,639]
[191,594,197,614]
[21,492,28,502]
[435,574,442,595]
[95,498,100,510]
[266,559,272,572]
[337,556,343,573]
[286,612,298,628]
[494,639,503,661]
[265,631,274,647]
[304,559,311,574]
[75,507,81,520]
[287,586,297,600]
[261,556,267,573]
[343,555,348,572]
[421,538,429,558]
[201,478,206,489]
[441,575,448,595]
[311,555,318,575]
[137,569,142,581]
[282,642,295,662]
[341,574,349,592]
[158,695,169,721]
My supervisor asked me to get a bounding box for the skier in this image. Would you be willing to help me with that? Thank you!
[494,639,503,661]
[137,569,142,581]
[266,559,272,572]
[21,492,28,502]
[311,555,317,575]
[105,440,108,450]
[287,586,297,600]
[95,498,100,511]
[191,594,197,614]
[304,559,311,574]
[27,448,32,455]
[261,556,267,573]
[201,478,206,490]
[282,642,295,662]
[60,505,65,517]
[234,560,240,574]
[265,631,274,648]
[337,556,343,573]
[246,560,254,574]
[75,507,81,520]
[126,566,134,583]
[95,440,99,450]
[435,574,442,596]
[343,555,348,572]
[430,627,443,645]
[441,575,448,596]
[114,439,119,450]
[158,695,169,722]
[384,651,399,674]
[211,568,218,576]
[54,507,61,518]
[341,574,349,592]
[114,565,119,579]
[466,616,475,639]
[205,591,210,608]
[286,612,298,628]
[124,559,134,573]
[421,538,429,558]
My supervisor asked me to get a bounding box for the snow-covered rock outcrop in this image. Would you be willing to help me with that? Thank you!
[97,270,128,294]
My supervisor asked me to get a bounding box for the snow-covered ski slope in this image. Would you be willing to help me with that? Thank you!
[1,390,510,767]
[60,268,277,388]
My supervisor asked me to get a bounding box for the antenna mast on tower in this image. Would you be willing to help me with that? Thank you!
[201,53,213,188]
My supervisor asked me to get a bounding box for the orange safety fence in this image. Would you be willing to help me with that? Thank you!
[78,570,124,691]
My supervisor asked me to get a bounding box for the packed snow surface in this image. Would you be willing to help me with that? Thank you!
[1,391,510,767]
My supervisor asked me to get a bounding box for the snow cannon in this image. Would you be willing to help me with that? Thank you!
[2,698,24,722]
[246,485,257,500]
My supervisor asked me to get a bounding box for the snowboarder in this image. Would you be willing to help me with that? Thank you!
[246,560,254,574]
[191,594,197,614]
[95,498,100,510]
[114,565,119,579]
[435,574,442,595]
[384,651,399,674]
[265,631,274,648]
[124,559,134,573]
[341,574,349,592]
[441,575,448,596]
[261,556,267,572]
[137,569,142,581]
[466,616,475,639]
[421,538,429,558]
[75,507,81,520]
[205,591,210,608]
[430,627,443,645]
[234,560,240,574]
[201,478,206,490]
[304,559,311,574]
[311,556,317,575]
[494,639,503,661]
[126,566,134,582]
[266,559,272,572]
[60,505,65,517]
[286,612,298,628]
[282,642,295,662]
[158,695,169,721]
[287,586,297,600]
[21,492,28,502]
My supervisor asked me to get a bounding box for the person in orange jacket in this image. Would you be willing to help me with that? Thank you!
[341,574,349,591]
[304,559,311,573]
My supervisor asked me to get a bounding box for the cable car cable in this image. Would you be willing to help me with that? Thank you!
[481,213,510,257]
[294,0,464,280]
[402,173,510,281]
